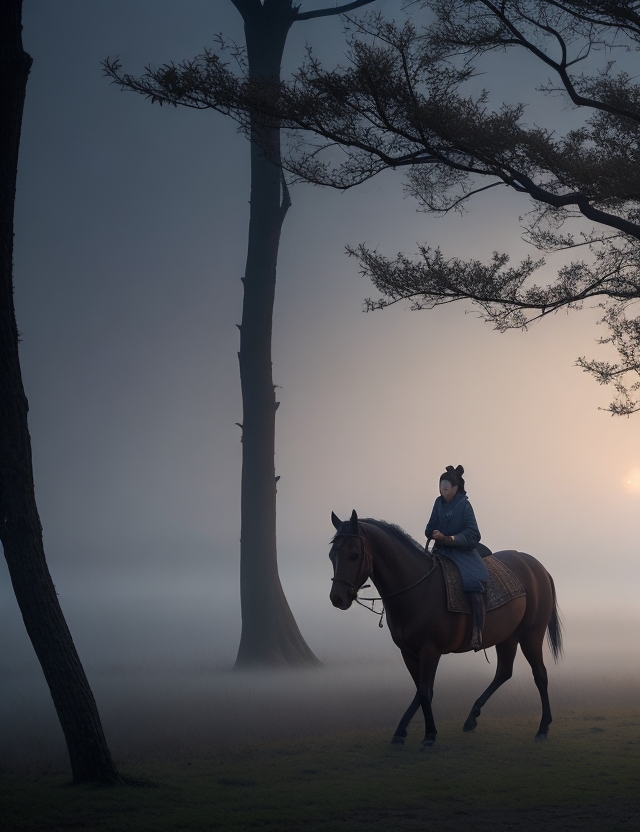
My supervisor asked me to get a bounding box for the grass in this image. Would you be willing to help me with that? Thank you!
[3,707,640,831]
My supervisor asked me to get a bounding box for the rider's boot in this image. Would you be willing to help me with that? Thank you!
[466,592,486,651]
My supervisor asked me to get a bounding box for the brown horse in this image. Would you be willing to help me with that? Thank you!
[329,510,563,746]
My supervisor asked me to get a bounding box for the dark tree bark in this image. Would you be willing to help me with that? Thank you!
[233,0,377,666]
[0,0,120,784]
[233,0,318,666]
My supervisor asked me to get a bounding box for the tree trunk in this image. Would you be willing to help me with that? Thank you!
[0,0,120,784]
[234,1,319,666]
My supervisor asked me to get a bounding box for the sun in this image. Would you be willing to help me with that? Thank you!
[624,468,640,493]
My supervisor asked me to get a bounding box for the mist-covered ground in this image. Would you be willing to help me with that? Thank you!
[3,532,639,774]
[4,612,640,831]
[3,642,639,774]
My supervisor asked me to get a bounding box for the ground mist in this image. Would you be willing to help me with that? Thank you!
[2,654,640,770]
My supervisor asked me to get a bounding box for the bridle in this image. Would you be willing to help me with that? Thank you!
[330,531,437,628]
[330,532,385,625]
[330,533,370,594]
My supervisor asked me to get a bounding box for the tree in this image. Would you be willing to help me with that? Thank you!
[104,0,378,667]
[0,0,120,784]
[243,0,640,414]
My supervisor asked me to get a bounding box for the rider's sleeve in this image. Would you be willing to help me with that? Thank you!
[424,500,439,539]
[452,501,481,550]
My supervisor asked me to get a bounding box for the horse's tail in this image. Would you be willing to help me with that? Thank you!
[546,573,564,662]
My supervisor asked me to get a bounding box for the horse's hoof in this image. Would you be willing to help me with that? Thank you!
[420,734,436,748]
[463,706,481,732]
[534,732,548,742]
[391,735,405,745]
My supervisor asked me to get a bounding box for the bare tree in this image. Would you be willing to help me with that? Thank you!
[104,0,378,667]
[243,1,640,414]
[0,0,120,783]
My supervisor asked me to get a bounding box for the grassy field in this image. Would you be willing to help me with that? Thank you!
[3,706,640,831]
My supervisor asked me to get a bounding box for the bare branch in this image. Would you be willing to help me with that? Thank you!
[296,0,378,22]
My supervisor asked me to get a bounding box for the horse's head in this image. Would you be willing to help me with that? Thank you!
[328,509,371,610]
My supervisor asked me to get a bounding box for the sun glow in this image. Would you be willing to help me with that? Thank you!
[624,469,640,493]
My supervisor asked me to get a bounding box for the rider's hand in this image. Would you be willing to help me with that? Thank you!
[432,530,455,545]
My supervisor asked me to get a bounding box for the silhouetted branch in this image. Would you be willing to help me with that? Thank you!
[296,1,378,22]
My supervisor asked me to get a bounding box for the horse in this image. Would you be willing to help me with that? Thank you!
[329,510,563,747]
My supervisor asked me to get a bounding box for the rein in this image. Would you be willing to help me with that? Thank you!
[331,532,436,628]
[382,561,437,599]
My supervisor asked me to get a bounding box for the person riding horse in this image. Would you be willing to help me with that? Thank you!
[425,465,488,650]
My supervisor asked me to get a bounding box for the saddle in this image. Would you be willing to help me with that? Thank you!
[436,553,526,614]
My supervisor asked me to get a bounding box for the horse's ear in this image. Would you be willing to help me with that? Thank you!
[349,509,359,533]
[331,512,342,530]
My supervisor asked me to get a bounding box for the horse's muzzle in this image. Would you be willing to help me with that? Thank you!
[330,589,355,610]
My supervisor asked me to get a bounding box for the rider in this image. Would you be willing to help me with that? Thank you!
[425,465,488,651]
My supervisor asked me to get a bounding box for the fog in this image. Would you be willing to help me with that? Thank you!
[4,653,640,773]
[3,0,640,771]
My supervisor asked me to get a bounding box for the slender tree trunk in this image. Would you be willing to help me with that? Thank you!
[234,2,319,666]
[0,0,120,783]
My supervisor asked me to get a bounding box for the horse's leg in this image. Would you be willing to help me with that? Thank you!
[392,651,421,745]
[418,648,441,747]
[391,691,421,745]
[463,633,519,733]
[519,628,552,740]
[391,652,441,744]
[426,659,438,702]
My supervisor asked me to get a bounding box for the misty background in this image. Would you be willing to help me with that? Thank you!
[2,0,639,763]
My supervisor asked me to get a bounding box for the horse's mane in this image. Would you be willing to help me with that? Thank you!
[361,518,427,556]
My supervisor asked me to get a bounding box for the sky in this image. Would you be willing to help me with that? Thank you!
[2,0,640,695]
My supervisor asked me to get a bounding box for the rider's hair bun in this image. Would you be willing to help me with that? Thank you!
[440,464,466,492]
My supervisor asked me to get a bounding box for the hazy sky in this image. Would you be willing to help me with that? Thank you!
[2,0,640,678]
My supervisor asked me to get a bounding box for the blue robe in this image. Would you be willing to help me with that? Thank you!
[425,491,489,593]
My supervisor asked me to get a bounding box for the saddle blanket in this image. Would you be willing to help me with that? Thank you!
[436,553,525,614]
